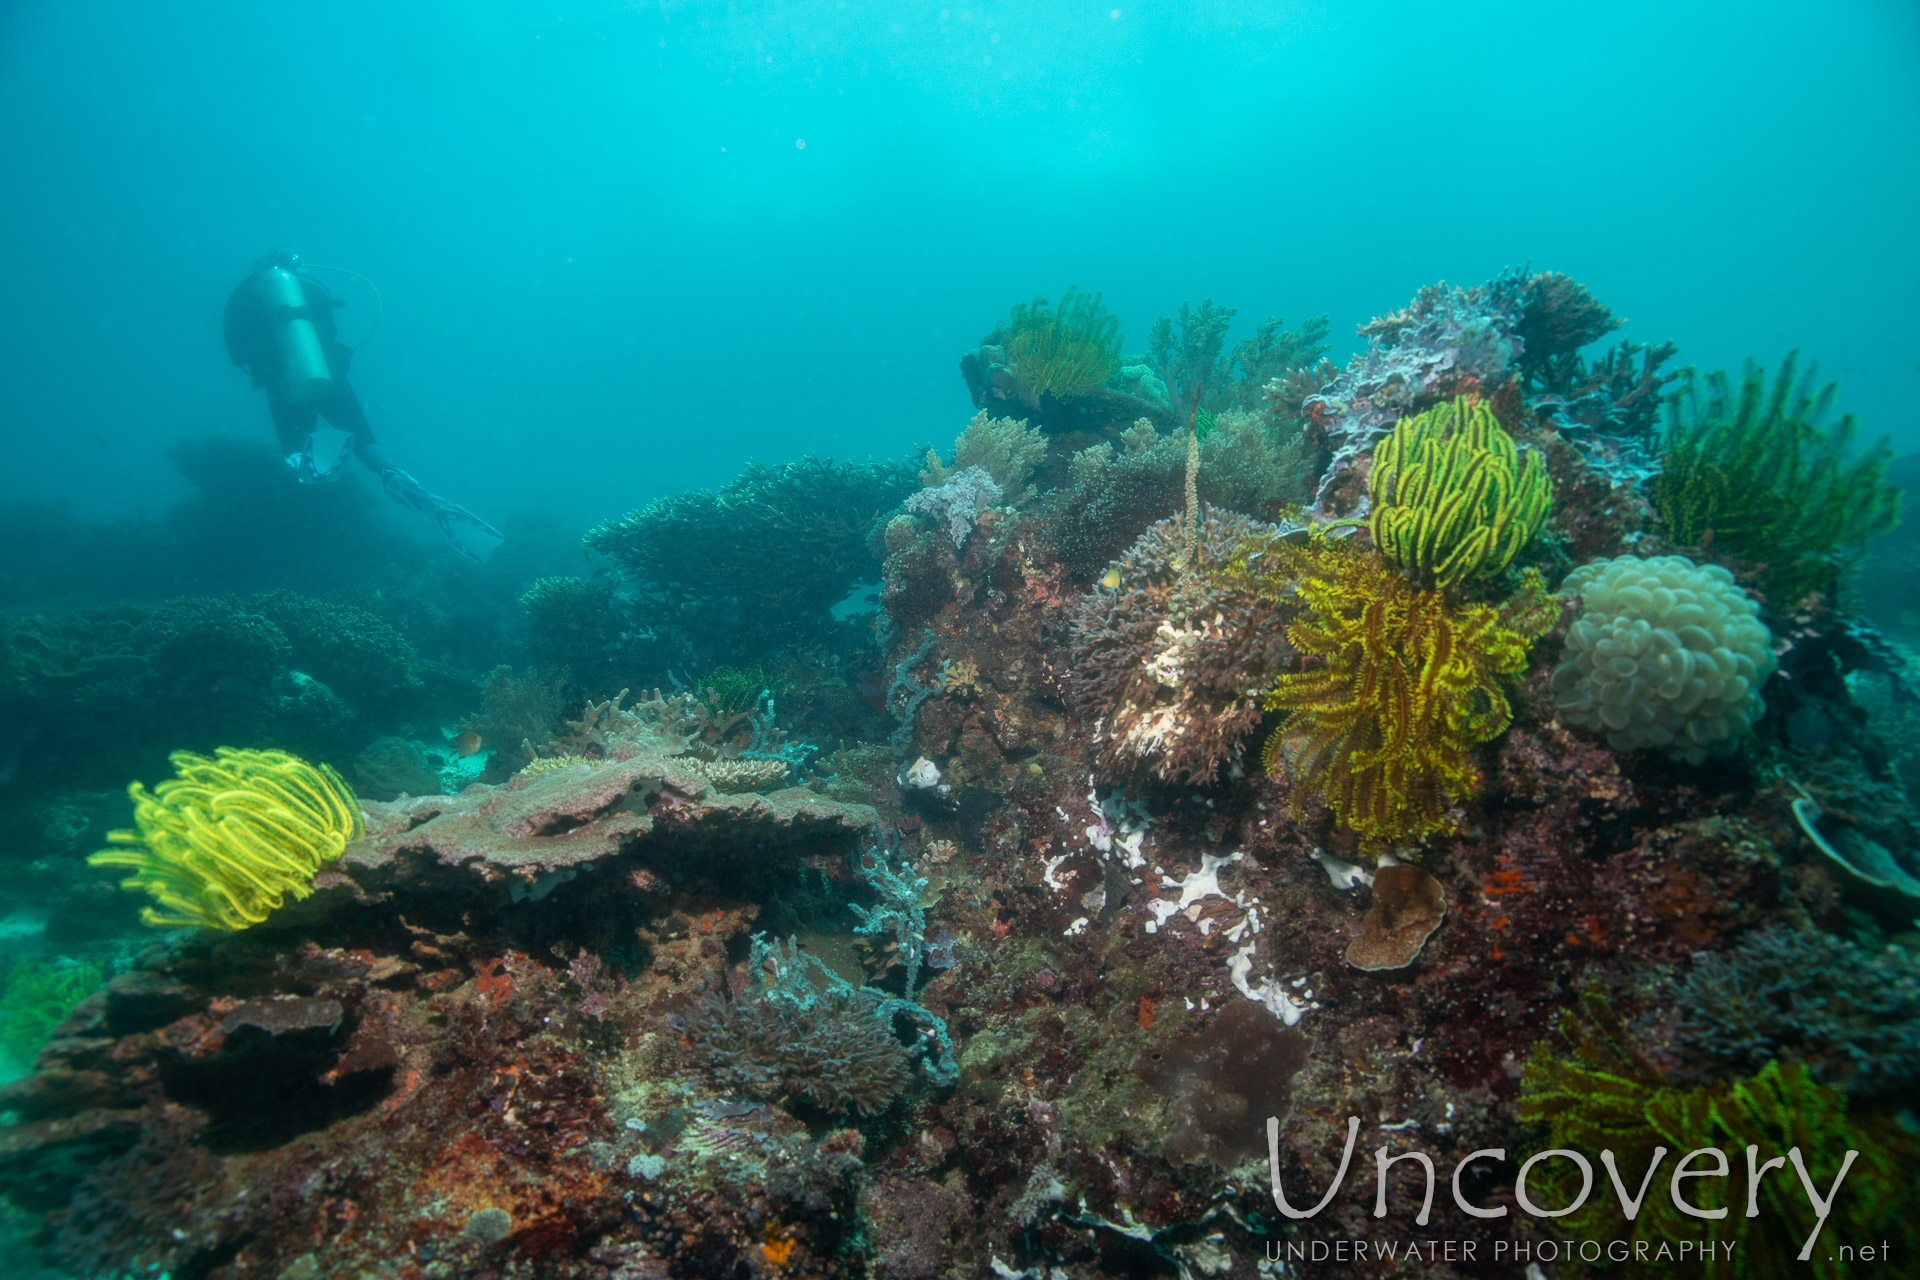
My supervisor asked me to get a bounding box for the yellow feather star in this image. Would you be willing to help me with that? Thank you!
[88,747,364,931]
[1216,534,1557,845]
[1369,396,1551,588]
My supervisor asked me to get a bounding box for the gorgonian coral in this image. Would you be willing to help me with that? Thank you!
[1214,534,1557,844]
[89,747,364,930]
[1650,353,1900,607]
[1367,396,1551,588]
[1068,507,1292,785]
[1550,554,1775,764]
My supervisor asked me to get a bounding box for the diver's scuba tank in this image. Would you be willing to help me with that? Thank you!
[256,266,334,404]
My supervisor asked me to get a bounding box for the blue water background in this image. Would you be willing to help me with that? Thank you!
[2,0,1916,531]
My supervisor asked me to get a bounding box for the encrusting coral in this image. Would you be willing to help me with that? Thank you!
[1367,395,1551,588]
[1550,554,1776,764]
[87,747,364,930]
[1215,533,1557,844]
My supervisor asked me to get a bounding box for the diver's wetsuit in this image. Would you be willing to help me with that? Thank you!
[222,264,392,471]
[221,253,502,561]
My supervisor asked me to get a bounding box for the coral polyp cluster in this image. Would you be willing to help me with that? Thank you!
[1550,554,1776,763]
[1216,533,1557,843]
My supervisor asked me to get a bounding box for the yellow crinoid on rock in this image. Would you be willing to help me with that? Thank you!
[1217,532,1557,845]
[89,747,363,931]
[1368,395,1551,588]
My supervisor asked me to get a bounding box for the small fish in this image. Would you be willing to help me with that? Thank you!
[451,730,484,757]
[1099,568,1122,589]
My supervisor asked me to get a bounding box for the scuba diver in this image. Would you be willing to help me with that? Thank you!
[223,250,503,562]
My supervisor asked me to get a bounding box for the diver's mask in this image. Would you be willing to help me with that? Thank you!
[286,425,355,484]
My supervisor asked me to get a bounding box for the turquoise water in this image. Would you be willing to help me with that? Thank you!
[3,3,1919,1278]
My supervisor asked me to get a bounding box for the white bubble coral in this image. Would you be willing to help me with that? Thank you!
[1549,554,1775,764]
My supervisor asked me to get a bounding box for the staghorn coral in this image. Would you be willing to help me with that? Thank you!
[1215,533,1557,844]
[1650,354,1900,608]
[1368,396,1551,588]
[1673,926,1920,1100]
[1068,508,1292,785]
[1550,554,1776,763]
[1519,993,1913,1280]
[998,288,1124,402]
[919,410,1046,506]
[87,748,364,931]
[685,935,911,1116]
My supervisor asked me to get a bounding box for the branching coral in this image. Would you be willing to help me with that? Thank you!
[1650,354,1900,607]
[584,456,915,662]
[1674,927,1920,1100]
[1215,534,1556,843]
[1519,993,1913,1279]
[1550,555,1775,763]
[88,748,364,930]
[1069,508,1292,785]
[1368,396,1551,587]
[998,288,1124,401]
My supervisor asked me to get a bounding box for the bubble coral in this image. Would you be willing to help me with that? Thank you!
[1215,533,1557,844]
[1068,507,1292,785]
[1368,396,1551,588]
[1549,554,1775,764]
[88,747,364,930]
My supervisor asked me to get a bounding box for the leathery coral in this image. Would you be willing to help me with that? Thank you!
[1068,506,1292,785]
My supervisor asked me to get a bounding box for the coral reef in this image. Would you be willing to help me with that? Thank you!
[88,748,363,931]
[1550,554,1776,763]
[8,266,1920,1279]
[0,960,103,1069]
